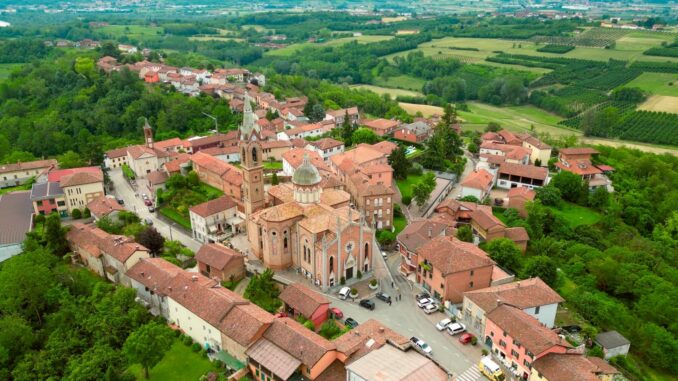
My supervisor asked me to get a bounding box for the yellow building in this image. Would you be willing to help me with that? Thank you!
[60,171,105,213]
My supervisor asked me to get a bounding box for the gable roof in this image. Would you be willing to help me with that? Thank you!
[191,151,235,176]
[195,243,241,271]
[461,169,494,191]
[397,219,448,252]
[310,138,344,151]
[465,277,564,312]
[487,304,570,356]
[417,236,494,275]
[595,331,630,349]
[60,171,104,187]
[67,223,149,263]
[559,147,598,156]
[333,319,410,362]
[533,353,618,381]
[471,206,505,231]
[346,345,448,381]
[126,258,183,296]
[362,118,399,131]
[279,283,330,318]
[498,162,548,180]
[30,181,64,200]
[507,186,536,200]
[189,196,237,218]
[0,191,33,245]
[262,318,336,368]
[86,196,124,218]
[0,159,56,175]
[47,166,101,184]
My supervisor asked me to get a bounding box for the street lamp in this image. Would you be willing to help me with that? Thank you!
[202,112,218,133]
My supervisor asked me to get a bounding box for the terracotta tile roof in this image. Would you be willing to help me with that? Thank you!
[334,319,410,362]
[86,196,124,218]
[533,354,618,381]
[498,163,548,180]
[191,151,235,176]
[507,186,536,200]
[498,130,520,144]
[126,258,183,296]
[106,147,129,159]
[195,243,241,271]
[165,272,239,327]
[282,148,327,171]
[163,153,191,173]
[554,160,602,176]
[67,223,149,263]
[361,163,392,175]
[505,227,529,242]
[461,169,494,191]
[127,145,158,160]
[320,188,351,207]
[0,159,57,175]
[147,170,168,186]
[254,202,305,222]
[327,107,359,118]
[521,135,551,149]
[189,196,237,218]
[397,219,448,252]
[262,140,293,150]
[471,206,505,231]
[370,141,397,155]
[60,170,104,187]
[47,166,101,183]
[220,302,274,346]
[479,153,506,165]
[310,138,344,151]
[417,236,494,275]
[262,318,335,368]
[559,147,598,156]
[290,138,309,148]
[486,304,570,356]
[481,132,500,141]
[246,338,302,380]
[465,277,563,312]
[315,360,346,381]
[363,118,399,132]
[346,345,448,381]
[280,283,329,318]
[200,146,239,156]
[0,191,33,245]
[331,145,385,168]
[154,137,184,151]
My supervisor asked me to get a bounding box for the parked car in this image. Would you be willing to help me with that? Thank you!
[142,193,149,200]
[423,304,438,314]
[415,292,430,303]
[148,206,155,212]
[344,317,358,328]
[410,336,433,355]
[359,299,375,311]
[144,217,153,226]
[329,307,343,319]
[436,318,453,331]
[338,287,351,300]
[116,198,124,205]
[447,323,466,336]
[459,333,475,345]
[375,292,392,303]
[143,198,152,206]
[416,298,434,308]
[381,251,387,259]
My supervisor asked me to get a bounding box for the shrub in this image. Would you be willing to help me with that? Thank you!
[482,349,489,356]
[402,195,412,205]
[82,208,91,218]
[71,208,82,219]
[471,336,478,345]
[303,320,315,331]
[377,230,396,246]
[319,319,343,339]
[340,276,345,285]
[191,342,201,352]
[350,288,358,296]
[408,163,424,176]
[173,329,182,337]
[357,270,362,279]
[183,335,193,346]
[369,279,378,287]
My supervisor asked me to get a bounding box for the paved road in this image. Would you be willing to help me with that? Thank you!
[109,169,202,252]
[326,251,484,378]
[448,151,477,200]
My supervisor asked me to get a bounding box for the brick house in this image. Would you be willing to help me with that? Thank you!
[393,121,433,143]
[529,353,619,381]
[416,236,495,304]
[280,283,331,328]
[191,151,243,201]
[484,304,571,380]
[507,187,536,218]
[397,219,449,276]
[195,243,245,283]
[362,118,400,136]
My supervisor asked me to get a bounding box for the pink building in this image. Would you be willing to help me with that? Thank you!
[484,304,571,380]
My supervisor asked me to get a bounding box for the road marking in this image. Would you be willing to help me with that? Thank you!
[455,366,482,381]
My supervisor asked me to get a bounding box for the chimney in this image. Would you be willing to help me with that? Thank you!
[379,327,385,333]
[191,275,198,282]
[517,282,521,288]
[428,226,432,238]
[496,299,502,306]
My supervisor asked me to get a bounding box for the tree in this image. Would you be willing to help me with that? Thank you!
[308,103,326,122]
[550,171,585,203]
[64,343,126,381]
[340,112,356,146]
[388,146,410,180]
[57,151,87,169]
[535,185,561,206]
[123,322,173,379]
[45,212,68,256]
[83,208,91,218]
[319,319,343,339]
[0,315,35,366]
[412,173,436,207]
[98,42,120,59]
[467,142,479,154]
[522,256,558,286]
[588,187,609,210]
[71,208,82,219]
[74,57,96,79]
[271,172,280,185]
[244,269,282,313]
[485,238,522,273]
[485,122,501,132]
[456,225,473,242]
[0,249,56,324]
[351,128,379,145]
[135,227,165,257]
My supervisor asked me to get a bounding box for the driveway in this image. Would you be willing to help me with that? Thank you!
[448,151,477,200]
[325,250,484,378]
[109,169,202,252]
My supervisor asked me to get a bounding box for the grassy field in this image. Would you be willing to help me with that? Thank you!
[373,75,426,92]
[622,72,678,96]
[266,35,393,57]
[548,202,602,228]
[393,214,407,235]
[127,339,215,381]
[352,84,422,98]
[396,173,425,200]
[189,36,244,42]
[638,95,678,114]
[458,102,571,135]
[99,24,163,38]
[159,207,192,230]
[0,63,22,80]
[263,160,283,170]
[399,102,444,117]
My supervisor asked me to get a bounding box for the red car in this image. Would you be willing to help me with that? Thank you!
[330,307,344,319]
[458,333,475,345]
[144,199,153,206]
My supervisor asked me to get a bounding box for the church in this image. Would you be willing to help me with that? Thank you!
[238,97,376,292]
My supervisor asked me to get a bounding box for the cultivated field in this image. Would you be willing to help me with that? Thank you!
[266,35,393,56]
[188,36,244,42]
[98,24,163,38]
[351,84,423,98]
[372,75,426,92]
[623,73,678,96]
[399,102,444,117]
[638,95,678,114]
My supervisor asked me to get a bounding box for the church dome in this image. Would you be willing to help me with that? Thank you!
[293,154,321,186]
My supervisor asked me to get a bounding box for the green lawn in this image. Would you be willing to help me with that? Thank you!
[0,182,32,195]
[372,75,426,92]
[396,173,425,200]
[548,202,602,228]
[263,161,283,170]
[159,207,192,230]
[458,102,572,136]
[622,72,678,96]
[127,339,215,381]
[351,84,423,98]
[0,63,22,81]
[393,214,407,235]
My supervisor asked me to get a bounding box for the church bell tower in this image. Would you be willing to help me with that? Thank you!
[240,96,265,215]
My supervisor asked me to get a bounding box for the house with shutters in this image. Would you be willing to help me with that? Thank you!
[195,243,245,283]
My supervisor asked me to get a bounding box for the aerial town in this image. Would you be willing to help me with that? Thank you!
[0,3,676,381]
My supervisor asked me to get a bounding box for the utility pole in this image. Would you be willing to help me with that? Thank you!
[202,112,218,133]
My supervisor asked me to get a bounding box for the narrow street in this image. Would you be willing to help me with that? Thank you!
[108,169,202,252]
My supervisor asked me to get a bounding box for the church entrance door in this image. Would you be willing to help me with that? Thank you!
[346,267,354,280]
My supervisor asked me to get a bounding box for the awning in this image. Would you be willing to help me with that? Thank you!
[215,350,246,370]
[246,339,301,380]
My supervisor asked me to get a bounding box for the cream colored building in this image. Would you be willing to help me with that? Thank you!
[0,159,56,188]
[61,172,105,213]
[521,135,552,167]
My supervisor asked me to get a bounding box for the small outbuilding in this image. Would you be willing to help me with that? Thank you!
[195,243,245,283]
[279,283,330,328]
[595,331,630,360]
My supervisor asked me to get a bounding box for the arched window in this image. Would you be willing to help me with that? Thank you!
[364,243,369,258]
[284,237,288,249]
[251,147,258,163]
[329,256,334,273]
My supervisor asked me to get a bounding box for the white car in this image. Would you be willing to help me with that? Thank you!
[381,251,387,259]
[410,337,433,355]
[423,304,438,314]
[338,287,351,300]
[436,318,453,331]
[447,322,467,336]
[416,298,434,308]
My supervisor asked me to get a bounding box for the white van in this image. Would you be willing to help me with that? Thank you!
[338,287,351,300]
